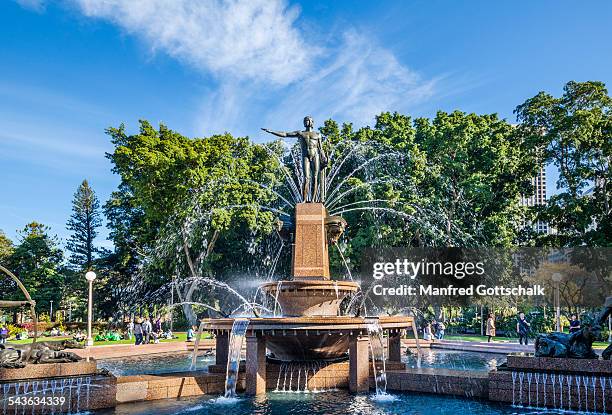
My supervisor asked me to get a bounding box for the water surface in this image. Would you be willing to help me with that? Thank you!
[95,390,565,415]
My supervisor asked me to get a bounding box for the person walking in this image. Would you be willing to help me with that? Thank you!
[0,324,8,344]
[486,313,496,343]
[437,321,446,340]
[154,316,162,335]
[127,319,134,340]
[134,318,144,345]
[569,314,581,333]
[142,317,152,344]
[423,322,433,341]
[517,312,531,345]
[186,325,195,342]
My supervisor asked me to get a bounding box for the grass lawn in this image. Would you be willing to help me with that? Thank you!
[444,334,609,349]
[6,331,213,346]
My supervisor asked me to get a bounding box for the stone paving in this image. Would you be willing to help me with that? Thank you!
[72,340,215,360]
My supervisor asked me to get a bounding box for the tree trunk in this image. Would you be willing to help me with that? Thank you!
[179,226,220,326]
[181,282,199,326]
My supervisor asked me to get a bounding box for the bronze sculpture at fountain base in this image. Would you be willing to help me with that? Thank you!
[535,296,612,360]
[534,327,599,359]
[0,340,84,368]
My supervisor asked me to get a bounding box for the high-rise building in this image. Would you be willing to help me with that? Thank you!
[521,166,549,234]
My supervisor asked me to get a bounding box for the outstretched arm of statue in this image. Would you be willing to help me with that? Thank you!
[261,128,299,138]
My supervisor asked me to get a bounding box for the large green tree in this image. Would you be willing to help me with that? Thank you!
[413,111,542,247]
[515,81,612,246]
[6,223,65,319]
[104,121,281,321]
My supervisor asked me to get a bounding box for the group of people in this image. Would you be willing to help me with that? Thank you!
[487,312,582,345]
[423,312,583,345]
[422,320,446,341]
[485,312,530,344]
[128,317,175,345]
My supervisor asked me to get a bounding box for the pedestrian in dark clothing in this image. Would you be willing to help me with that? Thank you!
[569,314,581,333]
[134,318,144,345]
[517,312,531,345]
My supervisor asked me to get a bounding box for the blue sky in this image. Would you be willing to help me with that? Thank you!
[1,0,611,248]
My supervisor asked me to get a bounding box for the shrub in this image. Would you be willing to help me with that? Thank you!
[7,324,25,337]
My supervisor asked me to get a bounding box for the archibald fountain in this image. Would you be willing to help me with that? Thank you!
[200,116,418,396]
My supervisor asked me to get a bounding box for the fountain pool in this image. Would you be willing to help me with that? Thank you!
[94,390,566,415]
[98,353,215,376]
[97,350,503,377]
[404,350,506,372]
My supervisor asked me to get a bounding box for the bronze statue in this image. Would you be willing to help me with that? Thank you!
[0,340,83,368]
[325,215,347,245]
[598,296,612,360]
[534,326,599,359]
[535,296,612,359]
[262,116,328,202]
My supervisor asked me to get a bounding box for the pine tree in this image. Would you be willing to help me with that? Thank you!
[66,180,102,270]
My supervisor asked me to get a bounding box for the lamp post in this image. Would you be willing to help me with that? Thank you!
[551,272,562,332]
[85,271,97,347]
[50,300,53,321]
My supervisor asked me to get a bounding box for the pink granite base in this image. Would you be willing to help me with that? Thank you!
[489,370,612,412]
[0,359,97,380]
[506,354,612,374]
[490,356,612,412]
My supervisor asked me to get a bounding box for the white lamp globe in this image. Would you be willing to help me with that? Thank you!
[85,271,97,281]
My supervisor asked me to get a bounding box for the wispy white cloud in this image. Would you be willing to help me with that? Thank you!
[262,31,438,130]
[18,0,440,136]
[72,0,313,85]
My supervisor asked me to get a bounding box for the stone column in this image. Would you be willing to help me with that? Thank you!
[349,334,370,393]
[246,334,267,395]
[388,332,402,362]
[292,203,330,279]
[215,331,229,366]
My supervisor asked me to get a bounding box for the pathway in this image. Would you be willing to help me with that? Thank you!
[73,340,215,360]
[430,339,534,354]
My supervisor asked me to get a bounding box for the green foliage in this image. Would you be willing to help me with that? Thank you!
[66,179,102,270]
[103,121,282,315]
[3,223,65,317]
[321,111,542,282]
[0,230,13,261]
[414,111,541,246]
[515,80,612,246]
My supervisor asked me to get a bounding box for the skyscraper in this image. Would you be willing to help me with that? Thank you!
[521,166,549,234]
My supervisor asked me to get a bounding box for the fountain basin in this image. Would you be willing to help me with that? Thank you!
[489,353,612,412]
[205,316,411,361]
[0,359,98,381]
[259,280,359,317]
